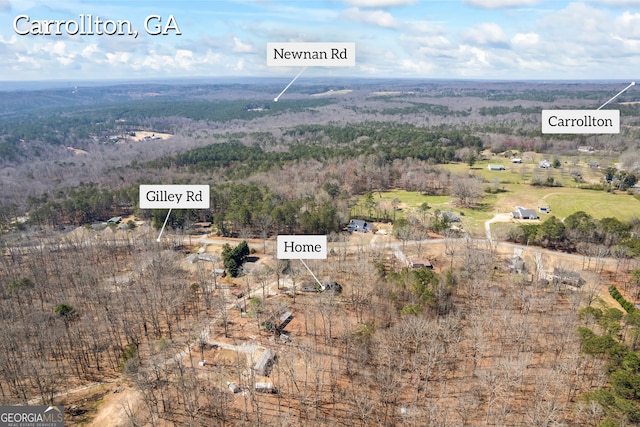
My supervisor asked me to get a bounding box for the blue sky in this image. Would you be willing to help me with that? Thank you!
[1,0,640,81]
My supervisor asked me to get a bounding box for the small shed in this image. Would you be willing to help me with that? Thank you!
[488,164,505,171]
[255,382,276,393]
[212,268,226,278]
[410,258,434,270]
[254,349,276,377]
[277,311,293,333]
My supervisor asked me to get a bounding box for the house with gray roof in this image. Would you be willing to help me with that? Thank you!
[511,207,538,220]
[347,219,372,233]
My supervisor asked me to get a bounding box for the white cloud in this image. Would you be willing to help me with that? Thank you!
[50,41,66,56]
[401,33,454,54]
[463,0,539,8]
[540,2,611,45]
[81,44,100,58]
[175,49,194,67]
[57,56,74,66]
[511,32,539,48]
[0,33,17,45]
[461,23,509,47]
[232,36,254,53]
[357,64,380,74]
[463,45,491,67]
[106,51,132,65]
[342,7,397,28]
[344,0,416,7]
[400,59,434,73]
[587,0,640,5]
[611,35,640,52]
[405,20,449,37]
[132,48,221,73]
[615,11,640,39]
[16,53,39,68]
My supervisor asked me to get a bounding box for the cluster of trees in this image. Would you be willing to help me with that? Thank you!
[221,241,249,277]
[380,102,470,117]
[603,166,638,192]
[478,105,540,116]
[146,124,484,178]
[578,306,640,425]
[509,211,640,255]
[380,267,455,316]
[27,183,138,226]
[609,285,636,314]
[23,180,344,237]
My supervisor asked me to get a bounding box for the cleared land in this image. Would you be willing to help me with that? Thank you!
[128,131,173,142]
[310,89,353,97]
[354,185,640,236]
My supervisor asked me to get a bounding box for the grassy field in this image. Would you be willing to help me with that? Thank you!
[445,152,616,187]
[368,190,449,209]
[487,184,640,220]
[353,184,640,235]
[350,190,450,222]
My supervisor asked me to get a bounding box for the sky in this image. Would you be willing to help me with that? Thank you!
[1,0,640,81]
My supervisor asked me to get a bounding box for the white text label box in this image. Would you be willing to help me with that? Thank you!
[267,42,355,67]
[277,235,327,259]
[140,185,210,209]
[542,110,619,134]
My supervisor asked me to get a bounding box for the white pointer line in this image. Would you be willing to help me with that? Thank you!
[299,259,323,289]
[597,81,636,110]
[274,67,307,102]
[156,208,173,242]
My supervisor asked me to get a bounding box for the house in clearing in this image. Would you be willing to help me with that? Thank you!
[488,164,505,171]
[550,267,585,287]
[539,160,551,169]
[441,211,462,223]
[410,258,434,270]
[347,219,372,233]
[512,207,539,220]
[323,281,343,293]
[301,281,321,293]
